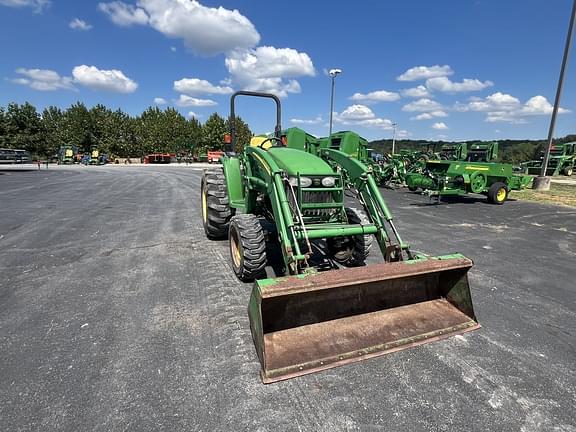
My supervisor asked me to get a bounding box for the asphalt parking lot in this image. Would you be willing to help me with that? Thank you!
[1,165,575,432]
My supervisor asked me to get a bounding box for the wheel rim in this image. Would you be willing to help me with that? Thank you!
[230,230,241,268]
[496,187,506,202]
[470,173,486,193]
[201,187,207,223]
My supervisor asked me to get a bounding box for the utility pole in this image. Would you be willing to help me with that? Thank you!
[534,0,576,191]
[391,122,398,154]
[328,69,342,137]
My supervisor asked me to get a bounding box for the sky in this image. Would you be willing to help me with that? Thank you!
[0,0,574,142]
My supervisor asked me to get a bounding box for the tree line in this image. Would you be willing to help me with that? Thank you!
[370,134,576,165]
[2,100,573,164]
[0,102,252,158]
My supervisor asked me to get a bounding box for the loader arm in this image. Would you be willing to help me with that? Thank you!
[319,148,413,261]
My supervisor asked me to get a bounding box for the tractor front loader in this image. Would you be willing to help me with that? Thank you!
[201,91,479,383]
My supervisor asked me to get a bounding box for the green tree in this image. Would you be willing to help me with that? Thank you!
[42,106,67,156]
[63,102,93,153]
[227,115,252,153]
[0,106,7,148]
[185,116,202,156]
[136,107,191,156]
[4,102,45,155]
[107,109,138,158]
[200,112,227,155]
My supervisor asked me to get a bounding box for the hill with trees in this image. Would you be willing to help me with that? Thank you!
[369,135,576,165]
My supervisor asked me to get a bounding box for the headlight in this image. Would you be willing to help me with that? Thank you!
[321,176,336,187]
[288,176,312,187]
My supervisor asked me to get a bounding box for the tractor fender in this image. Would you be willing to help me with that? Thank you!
[222,156,245,206]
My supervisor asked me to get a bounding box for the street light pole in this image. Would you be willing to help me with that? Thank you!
[391,122,398,154]
[328,69,342,137]
[534,0,576,190]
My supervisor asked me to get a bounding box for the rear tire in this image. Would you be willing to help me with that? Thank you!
[487,182,508,205]
[563,166,573,176]
[408,185,418,192]
[327,207,373,266]
[229,215,267,282]
[201,169,234,239]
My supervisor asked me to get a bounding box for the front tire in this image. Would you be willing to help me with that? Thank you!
[563,166,573,176]
[487,182,508,205]
[229,215,267,282]
[327,207,373,266]
[201,169,234,239]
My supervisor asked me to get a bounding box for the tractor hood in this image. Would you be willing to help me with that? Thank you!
[266,147,333,176]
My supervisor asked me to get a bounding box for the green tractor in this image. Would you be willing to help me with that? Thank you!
[523,142,575,176]
[58,145,76,165]
[88,145,100,165]
[201,91,479,383]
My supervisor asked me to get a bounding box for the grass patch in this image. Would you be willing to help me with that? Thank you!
[510,182,576,207]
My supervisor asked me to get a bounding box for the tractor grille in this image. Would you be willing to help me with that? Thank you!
[302,191,333,217]
[287,188,336,219]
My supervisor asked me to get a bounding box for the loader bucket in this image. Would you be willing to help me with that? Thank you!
[248,254,479,383]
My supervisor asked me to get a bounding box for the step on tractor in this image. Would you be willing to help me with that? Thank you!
[201,91,479,383]
[522,142,575,176]
[405,159,532,204]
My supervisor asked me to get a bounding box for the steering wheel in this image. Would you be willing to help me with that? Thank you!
[257,137,284,149]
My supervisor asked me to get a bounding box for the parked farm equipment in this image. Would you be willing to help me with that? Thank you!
[406,159,532,204]
[440,142,468,161]
[58,145,76,165]
[522,142,575,176]
[201,91,479,383]
[465,141,498,162]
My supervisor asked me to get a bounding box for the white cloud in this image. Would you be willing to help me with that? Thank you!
[519,95,568,116]
[432,122,448,130]
[174,94,217,107]
[72,65,138,93]
[334,105,394,130]
[349,89,400,103]
[402,98,444,112]
[98,1,149,26]
[290,116,323,125]
[460,92,569,123]
[426,76,493,93]
[174,77,233,95]
[225,46,315,97]
[69,18,93,31]
[170,46,177,52]
[411,111,448,120]
[187,111,201,119]
[337,104,376,121]
[401,85,430,98]
[99,0,260,55]
[154,97,167,105]
[397,65,453,81]
[464,92,522,112]
[12,68,75,91]
[0,0,49,13]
